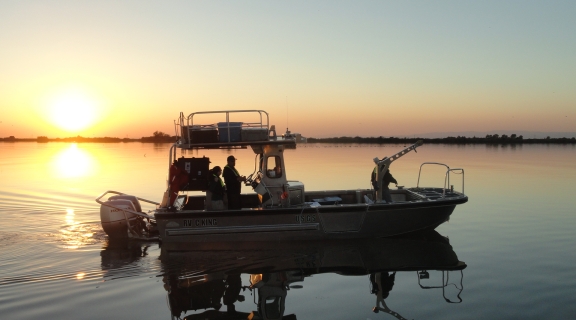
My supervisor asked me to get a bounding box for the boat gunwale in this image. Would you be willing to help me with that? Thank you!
[154,196,467,219]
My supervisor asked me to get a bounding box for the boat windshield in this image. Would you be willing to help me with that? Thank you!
[266,156,283,178]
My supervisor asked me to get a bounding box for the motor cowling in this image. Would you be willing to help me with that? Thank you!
[108,195,142,212]
[100,198,139,238]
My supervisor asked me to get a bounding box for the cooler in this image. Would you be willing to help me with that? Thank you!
[217,122,243,142]
[190,127,218,144]
[241,127,269,141]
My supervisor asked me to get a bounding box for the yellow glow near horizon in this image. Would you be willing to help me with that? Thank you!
[45,87,99,133]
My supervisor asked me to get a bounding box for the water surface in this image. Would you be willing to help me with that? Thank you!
[0,142,575,319]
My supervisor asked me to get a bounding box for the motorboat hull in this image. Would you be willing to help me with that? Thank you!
[155,193,467,245]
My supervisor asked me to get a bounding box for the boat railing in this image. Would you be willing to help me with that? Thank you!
[175,110,271,145]
[96,190,159,219]
[416,162,465,197]
[417,269,465,303]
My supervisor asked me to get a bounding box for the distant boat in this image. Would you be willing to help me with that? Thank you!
[282,128,307,143]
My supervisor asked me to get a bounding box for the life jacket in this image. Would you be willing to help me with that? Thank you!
[224,165,240,176]
[170,164,189,186]
[213,174,224,187]
[168,163,189,206]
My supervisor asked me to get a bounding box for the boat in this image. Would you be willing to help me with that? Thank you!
[154,230,466,319]
[282,128,306,143]
[96,110,467,243]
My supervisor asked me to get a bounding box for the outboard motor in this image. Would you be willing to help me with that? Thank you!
[109,195,143,212]
[100,195,143,238]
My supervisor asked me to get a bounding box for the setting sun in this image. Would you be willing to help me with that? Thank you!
[45,87,99,133]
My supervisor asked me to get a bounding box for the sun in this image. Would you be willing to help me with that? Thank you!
[46,87,99,132]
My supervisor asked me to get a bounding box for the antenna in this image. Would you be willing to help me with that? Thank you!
[286,96,288,132]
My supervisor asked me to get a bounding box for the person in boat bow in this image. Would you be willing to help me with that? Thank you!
[223,156,246,210]
[371,164,398,203]
[209,166,226,211]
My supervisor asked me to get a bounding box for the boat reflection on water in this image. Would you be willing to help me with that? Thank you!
[369,269,464,320]
[158,230,466,320]
[100,239,154,281]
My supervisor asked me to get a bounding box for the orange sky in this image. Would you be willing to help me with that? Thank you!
[1,1,574,139]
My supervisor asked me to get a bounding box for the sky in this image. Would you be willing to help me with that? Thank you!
[0,0,575,139]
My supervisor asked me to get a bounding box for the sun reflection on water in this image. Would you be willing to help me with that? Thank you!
[65,208,76,225]
[60,208,99,249]
[51,144,96,179]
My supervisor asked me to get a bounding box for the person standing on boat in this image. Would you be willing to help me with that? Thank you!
[209,166,226,211]
[168,160,189,208]
[371,166,398,203]
[223,155,246,210]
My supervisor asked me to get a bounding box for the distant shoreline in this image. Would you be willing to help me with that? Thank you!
[306,135,576,144]
[1,134,575,144]
[0,136,173,143]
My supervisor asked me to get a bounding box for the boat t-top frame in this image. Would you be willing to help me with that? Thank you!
[174,110,293,150]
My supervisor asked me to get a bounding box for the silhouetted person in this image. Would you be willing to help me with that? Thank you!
[223,156,246,210]
[209,166,225,210]
[371,166,398,203]
[169,160,189,208]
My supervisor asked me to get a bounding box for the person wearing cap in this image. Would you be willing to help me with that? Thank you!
[223,155,246,210]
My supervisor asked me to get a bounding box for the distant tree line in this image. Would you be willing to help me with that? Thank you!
[307,134,576,144]
[1,132,575,144]
[140,131,176,142]
[0,131,177,143]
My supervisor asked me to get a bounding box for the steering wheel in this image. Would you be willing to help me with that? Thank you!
[245,173,254,185]
[245,171,263,188]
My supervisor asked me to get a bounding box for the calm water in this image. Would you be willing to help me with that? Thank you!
[0,142,575,319]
